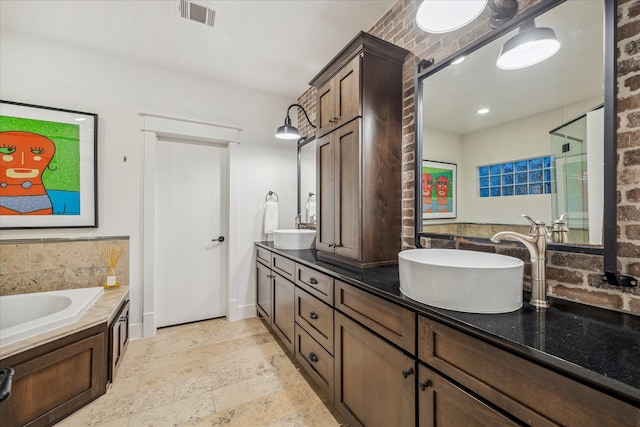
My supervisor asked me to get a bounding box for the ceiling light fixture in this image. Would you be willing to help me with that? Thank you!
[275,104,316,140]
[496,19,561,70]
[416,0,487,33]
[477,107,490,115]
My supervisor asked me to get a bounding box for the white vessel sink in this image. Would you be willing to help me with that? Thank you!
[273,229,316,250]
[398,249,524,314]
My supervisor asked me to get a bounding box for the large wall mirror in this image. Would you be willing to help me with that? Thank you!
[297,136,317,226]
[416,0,614,258]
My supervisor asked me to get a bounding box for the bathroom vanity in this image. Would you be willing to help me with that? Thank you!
[255,242,640,426]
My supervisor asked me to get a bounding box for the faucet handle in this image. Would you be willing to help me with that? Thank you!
[521,214,547,236]
[520,214,545,226]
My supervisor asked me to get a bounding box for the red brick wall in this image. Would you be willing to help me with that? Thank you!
[299,0,640,314]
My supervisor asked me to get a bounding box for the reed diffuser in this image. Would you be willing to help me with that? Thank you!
[100,244,125,289]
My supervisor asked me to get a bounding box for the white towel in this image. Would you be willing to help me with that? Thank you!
[264,200,279,235]
[306,200,316,223]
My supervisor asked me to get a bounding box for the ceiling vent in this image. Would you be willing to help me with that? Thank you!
[178,0,216,28]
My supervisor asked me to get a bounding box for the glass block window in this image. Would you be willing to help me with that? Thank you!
[478,156,552,197]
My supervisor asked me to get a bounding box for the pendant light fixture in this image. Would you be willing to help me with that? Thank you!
[496,19,561,70]
[275,103,316,140]
[415,0,487,33]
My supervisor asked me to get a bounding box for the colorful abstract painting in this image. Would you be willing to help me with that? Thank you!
[422,160,456,219]
[0,101,97,228]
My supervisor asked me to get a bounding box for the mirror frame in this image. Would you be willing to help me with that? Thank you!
[415,1,626,283]
[297,135,316,219]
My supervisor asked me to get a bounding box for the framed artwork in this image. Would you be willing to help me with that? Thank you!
[422,160,457,219]
[0,100,98,229]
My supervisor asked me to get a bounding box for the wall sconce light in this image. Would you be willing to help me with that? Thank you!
[416,0,487,33]
[275,103,316,140]
[496,19,561,70]
[416,0,517,34]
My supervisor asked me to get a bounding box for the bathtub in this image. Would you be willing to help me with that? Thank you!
[0,287,104,347]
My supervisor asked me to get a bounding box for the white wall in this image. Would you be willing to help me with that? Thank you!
[0,31,299,334]
[423,97,603,227]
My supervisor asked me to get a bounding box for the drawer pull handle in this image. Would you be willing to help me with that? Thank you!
[309,311,318,320]
[419,380,431,391]
[309,352,319,363]
[402,368,414,379]
[309,277,318,285]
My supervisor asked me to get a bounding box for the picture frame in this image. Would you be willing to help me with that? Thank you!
[422,160,457,219]
[0,100,98,229]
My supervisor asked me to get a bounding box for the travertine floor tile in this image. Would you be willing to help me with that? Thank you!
[55,317,342,427]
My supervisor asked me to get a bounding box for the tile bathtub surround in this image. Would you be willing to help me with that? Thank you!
[56,317,343,427]
[0,238,130,296]
[297,0,640,314]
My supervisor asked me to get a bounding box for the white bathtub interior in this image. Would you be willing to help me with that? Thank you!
[0,287,104,347]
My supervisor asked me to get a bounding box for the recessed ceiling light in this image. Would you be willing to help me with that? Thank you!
[477,108,490,115]
[451,56,466,65]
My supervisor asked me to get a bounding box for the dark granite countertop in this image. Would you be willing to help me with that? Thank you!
[256,242,640,406]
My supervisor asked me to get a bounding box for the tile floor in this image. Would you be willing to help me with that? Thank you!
[57,317,344,426]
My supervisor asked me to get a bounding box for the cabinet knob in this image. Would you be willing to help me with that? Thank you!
[309,277,318,285]
[419,380,432,391]
[309,352,319,363]
[309,311,318,320]
[328,243,335,248]
[402,368,414,379]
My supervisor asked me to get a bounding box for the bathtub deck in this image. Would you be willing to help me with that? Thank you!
[0,287,129,359]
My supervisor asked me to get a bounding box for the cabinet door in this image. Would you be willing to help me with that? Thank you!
[418,364,519,427]
[272,274,295,353]
[317,133,335,253]
[317,79,335,137]
[334,120,361,260]
[334,55,361,128]
[256,261,273,324]
[335,312,414,427]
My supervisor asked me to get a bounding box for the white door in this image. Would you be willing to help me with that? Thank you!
[155,137,227,327]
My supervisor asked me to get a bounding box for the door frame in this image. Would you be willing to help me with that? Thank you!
[141,113,242,338]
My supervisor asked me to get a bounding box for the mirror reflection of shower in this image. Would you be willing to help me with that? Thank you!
[550,106,603,245]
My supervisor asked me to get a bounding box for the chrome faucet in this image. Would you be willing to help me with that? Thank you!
[490,215,549,309]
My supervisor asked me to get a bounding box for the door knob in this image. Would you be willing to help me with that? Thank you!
[212,236,225,243]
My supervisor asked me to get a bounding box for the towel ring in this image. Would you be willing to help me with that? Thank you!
[266,191,279,202]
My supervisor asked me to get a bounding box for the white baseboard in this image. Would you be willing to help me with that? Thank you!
[129,322,144,340]
[236,303,257,320]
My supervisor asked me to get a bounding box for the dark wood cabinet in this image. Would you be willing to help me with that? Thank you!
[256,259,273,325]
[311,32,408,267]
[108,299,129,386]
[418,364,519,427]
[317,55,361,137]
[418,316,640,427]
[334,312,415,427]
[272,273,295,353]
[0,325,106,427]
[317,119,361,260]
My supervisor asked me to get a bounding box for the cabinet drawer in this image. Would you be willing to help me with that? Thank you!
[418,316,640,427]
[295,264,334,305]
[256,246,271,267]
[272,253,295,281]
[295,324,335,402]
[335,280,415,354]
[295,287,334,354]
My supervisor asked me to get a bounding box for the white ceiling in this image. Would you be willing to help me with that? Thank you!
[0,0,396,99]
[422,0,604,135]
